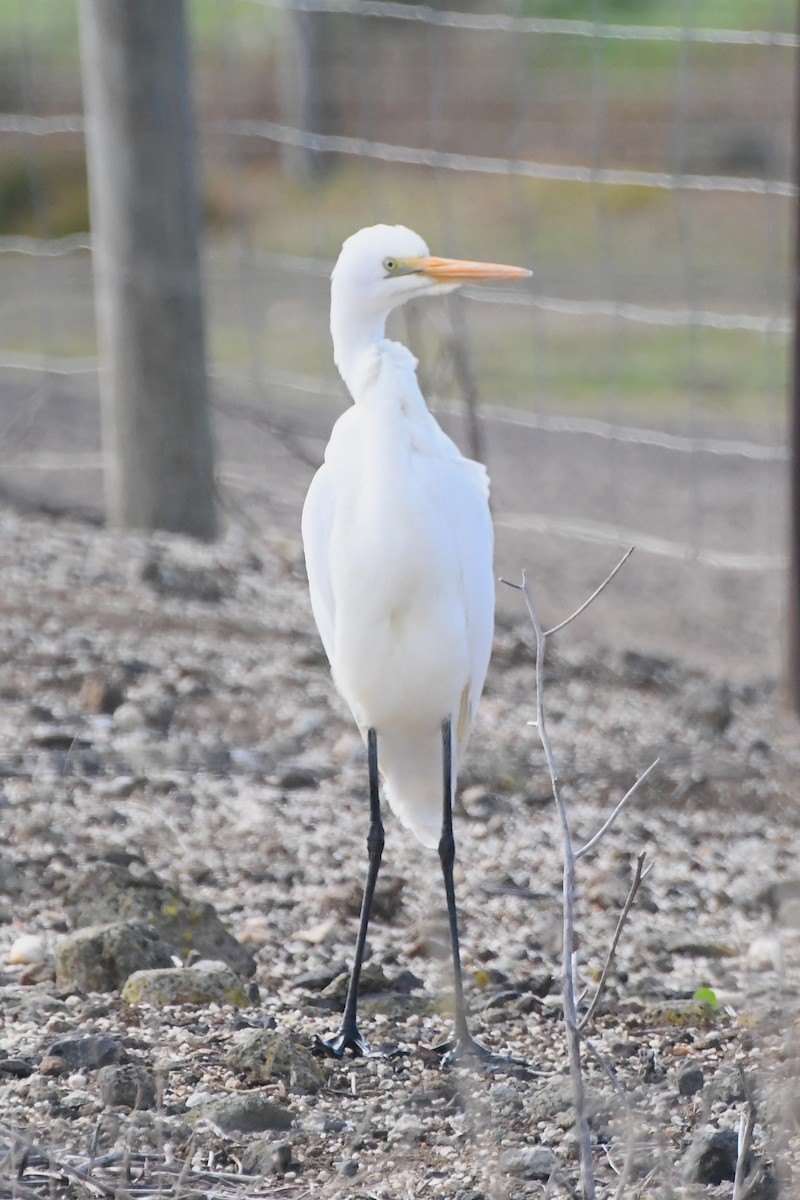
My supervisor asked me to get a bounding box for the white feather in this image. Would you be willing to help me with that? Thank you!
[303,355,493,846]
[302,225,506,847]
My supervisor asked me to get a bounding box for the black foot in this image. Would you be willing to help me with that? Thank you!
[313,1027,407,1060]
[433,1031,494,1066]
[433,1032,525,1069]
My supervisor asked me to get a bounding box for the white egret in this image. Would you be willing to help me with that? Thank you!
[302,224,530,1059]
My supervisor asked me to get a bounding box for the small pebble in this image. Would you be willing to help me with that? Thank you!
[8,934,47,964]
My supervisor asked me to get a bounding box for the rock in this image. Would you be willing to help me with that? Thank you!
[275,766,319,790]
[747,935,782,970]
[525,1077,612,1130]
[682,1128,743,1185]
[122,963,248,1008]
[742,1165,780,1200]
[0,855,23,896]
[639,1047,667,1083]
[677,1063,705,1097]
[321,961,390,1002]
[226,1030,325,1093]
[112,702,147,733]
[763,1080,800,1130]
[64,862,256,978]
[295,960,348,991]
[621,650,674,687]
[679,680,732,734]
[664,932,737,958]
[43,1035,126,1073]
[96,1063,157,1110]
[80,677,125,715]
[641,999,719,1027]
[141,556,224,603]
[99,775,142,800]
[198,1089,293,1134]
[0,1057,34,1078]
[499,1147,560,1180]
[333,873,405,922]
[55,922,175,993]
[758,878,800,928]
[8,934,47,964]
[240,1138,292,1175]
[708,1066,747,1105]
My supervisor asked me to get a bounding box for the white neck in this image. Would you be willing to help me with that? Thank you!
[330,289,390,398]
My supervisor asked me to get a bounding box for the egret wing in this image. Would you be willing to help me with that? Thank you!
[301,463,337,665]
[436,452,495,740]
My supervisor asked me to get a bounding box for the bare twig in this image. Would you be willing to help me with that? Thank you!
[520,569,594,1200]
[0,1124,131,1200]
[579,852,651,1031]
[583,1037,635,1200]
[732,1069,757,1200]
[543,547,634,637]
[576,760,659,861]
[509,549,650,1200]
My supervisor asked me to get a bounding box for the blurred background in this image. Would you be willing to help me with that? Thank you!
[0,0,794,681]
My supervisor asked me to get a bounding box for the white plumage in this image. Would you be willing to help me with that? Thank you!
[302,224,528,847]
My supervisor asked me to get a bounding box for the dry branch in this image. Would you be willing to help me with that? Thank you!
[507,548,655,1200]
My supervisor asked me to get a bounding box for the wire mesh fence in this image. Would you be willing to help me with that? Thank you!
[0,0,794,677]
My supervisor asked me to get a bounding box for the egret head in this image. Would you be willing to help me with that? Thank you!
[332,223,530,323]
[330,223,530,391]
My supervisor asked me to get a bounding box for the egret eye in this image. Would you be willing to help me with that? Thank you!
[383,257,397,274]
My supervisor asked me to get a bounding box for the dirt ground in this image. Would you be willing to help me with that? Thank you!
[0,466,798,1197]
[0,367,787,684]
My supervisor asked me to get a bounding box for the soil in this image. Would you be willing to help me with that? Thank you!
[0,499,798,1199]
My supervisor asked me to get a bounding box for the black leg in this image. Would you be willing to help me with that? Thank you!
[436,717,492,1064]
[315,727,387,1057]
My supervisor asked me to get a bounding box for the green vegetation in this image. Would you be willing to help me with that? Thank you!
[0,0,278,56]
[528,0,793,30]
[693,986,719,1008]
[0,0,788,428]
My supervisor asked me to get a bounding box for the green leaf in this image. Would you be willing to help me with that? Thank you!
[693,986,718,1009]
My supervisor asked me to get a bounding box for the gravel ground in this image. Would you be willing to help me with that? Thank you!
[1,505,799,1199]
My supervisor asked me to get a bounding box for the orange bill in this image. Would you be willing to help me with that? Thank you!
[406,255,531,283]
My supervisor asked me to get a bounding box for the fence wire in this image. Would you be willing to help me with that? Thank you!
[0,0,793,673]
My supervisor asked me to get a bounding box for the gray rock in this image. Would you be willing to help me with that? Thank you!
[333,873,405,922]
[198,1089,293,1134]
[141,556,224,603]
[275,766,319,790]
[226,1030,325,1093]
[55,921,175,993]
[122,964,248,1008]
[680,679,732,734]
[708,1065,747,1104]
[677,1063,705,1097]
[0,854,23,896]
[664,932,737,958]
[96,1063,158,1110]
[64,862,256,978]
[499,1147,559,1180]
[295,960,348,991]
[682,1127,743,1185]
[740,1165,780,1200]
[43,1035,126,1073]
[240,1138,292,1175]
[758,878,800,928]
[526,1077,613,1130]
[321,961,390,1002]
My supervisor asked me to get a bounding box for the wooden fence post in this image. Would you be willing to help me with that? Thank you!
[78,0,216,538]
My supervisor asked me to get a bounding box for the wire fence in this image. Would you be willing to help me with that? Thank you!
[0,0,794,675]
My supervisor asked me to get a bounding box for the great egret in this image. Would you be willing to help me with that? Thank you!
[302,224,530,1059]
